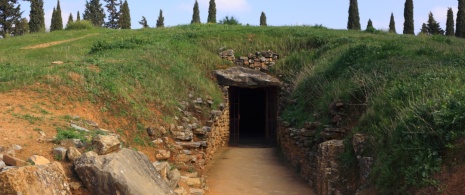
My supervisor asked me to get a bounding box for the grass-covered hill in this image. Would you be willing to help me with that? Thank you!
[2,25,465,193]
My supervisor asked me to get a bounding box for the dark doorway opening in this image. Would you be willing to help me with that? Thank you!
[229,86,278,147]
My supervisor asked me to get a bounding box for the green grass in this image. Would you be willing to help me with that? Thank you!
[2,25,465,193]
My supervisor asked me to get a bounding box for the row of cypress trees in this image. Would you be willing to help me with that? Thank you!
[348,0,465,37]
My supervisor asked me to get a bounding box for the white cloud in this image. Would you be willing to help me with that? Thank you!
[431,6,457,25]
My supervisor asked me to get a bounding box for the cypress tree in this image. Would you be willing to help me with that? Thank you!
[55,0,63,30]
[207,0,216,23]
[13,18,29,36]
[83,0,105,26]
[347,0,360,30]
[67,13,73,26]
[139,16,148,28]
[0,0,22,38]
[29,0,45,33]
[420,23,428,34]
[403,0,414,34]
[260,12,267,26]
[156,9,164,28]
[456,0,465,37]
[119,0,130,29]
[191,0,201,24]
[366,19,374,31]
[426,12,444,35]
[77,11,80,21]
[446,7,455,36]
[50,7,56,31]
[104,0,120,29]
[389,13,396,33]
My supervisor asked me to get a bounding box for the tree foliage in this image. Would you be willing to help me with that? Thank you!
[219,16,240,25]
[104,0,119,29]
[389,13,396,33]
[403,0,414,34]
[426,12,444,35]
[0,0,22,38]
[77,11,81,21]
[191,0,201,24]
[207,0,216,23]
[139,16,148,28]
[67,13,73,26]
[13,17,29,36]
[260,12,267,26]
[119,0,130,29]
[456,0,465,37]
[446,7,455,36]
[28,0,45,33]
[50,0,63,31]
[84,0,105,26]
[365,19,375,32]
[347,0,360,30]
[156,9,164,28]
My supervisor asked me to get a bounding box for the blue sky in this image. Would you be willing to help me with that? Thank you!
[18,0,458,33]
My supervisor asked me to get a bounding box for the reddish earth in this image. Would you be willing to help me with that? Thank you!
[205,147,315,195]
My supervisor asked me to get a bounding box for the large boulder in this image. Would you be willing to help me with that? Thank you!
[215,66,281,87]
[74,148,175,195]
[0,162,71,195]
[92,135,120,155]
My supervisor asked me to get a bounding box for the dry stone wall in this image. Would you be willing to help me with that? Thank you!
[205,98,230,163]
[219,49,279,72]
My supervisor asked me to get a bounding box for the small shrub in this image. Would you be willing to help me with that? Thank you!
[54,128,86,143]
[90,35,151,53]
[219,16,241,25]
[66,20,93,30]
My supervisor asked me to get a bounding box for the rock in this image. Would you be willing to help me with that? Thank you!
[174,187,188,195]
[199,141,207,147]
[11,144,22,151]
[53,147,67,161]
[317,140,344,195]
[331,115,342,124]
[0,146,5,153]
[176,142,201,149]
[182,150,192,155]
[182,117,190,123]
[159,126,167,135]
[156,150,171,160]
[147,127,156,136]
[0,154,3,161]
[175,154,192,163]
[0,161,5,170]
[352,133,367,156]
[153,161,170,182]
[3,154,27,166]
[168,168,181,188]
[219,103,225,111]
[183,172,199,178]
[304,121,322,130]
[27,155,50,165]
[181,177,201,188]
[60,138,85,148]
[189,188,204,195]
[172,130,194,141]
[358,156,373,182]
[69,182,82,191]
[92,135,120,155]
[152,138,164,145]
[67,147,82,162]
[70,123,90,132]
[215,66,281,87]
[74,149,175,195]
[0,162,71,195]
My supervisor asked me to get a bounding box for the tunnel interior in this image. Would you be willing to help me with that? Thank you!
[229,86,278,147]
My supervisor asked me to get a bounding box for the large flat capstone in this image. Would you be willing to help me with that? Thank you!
[215,66,281,87]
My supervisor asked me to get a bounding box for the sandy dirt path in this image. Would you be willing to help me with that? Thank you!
[205,147,315,195]
[21,33,98,49]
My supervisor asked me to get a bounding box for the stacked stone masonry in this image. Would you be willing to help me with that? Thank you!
[205,97,230,163]
[219,49,279,72]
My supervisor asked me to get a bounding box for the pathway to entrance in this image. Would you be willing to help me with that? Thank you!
[205,147,315,195]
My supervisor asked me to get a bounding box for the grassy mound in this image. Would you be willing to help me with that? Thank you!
[1,25,465,193]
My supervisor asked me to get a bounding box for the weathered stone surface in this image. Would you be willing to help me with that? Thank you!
[171,130,194,141]
[189,188,204,195]
[352,133,367,156]
[3,154,27,166]
[60,139,85,148]
[168,168,181,189]
[67,147,82,162]
[153,161,170,182]
[11,144,22,151]
[0,162,71,195]
[174,187,188,195]
[176,142,201,149]
[147,127,156,136]
[215,66,281,87]
[180,176,201,188]
[27,155,50,165]
[152,138,164,145]
[74,149,175,195]
[156,150,171,160]
[53,147,67,161]
[0,160,5,170]
[317,140,344,195]
[92,135,120,155]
